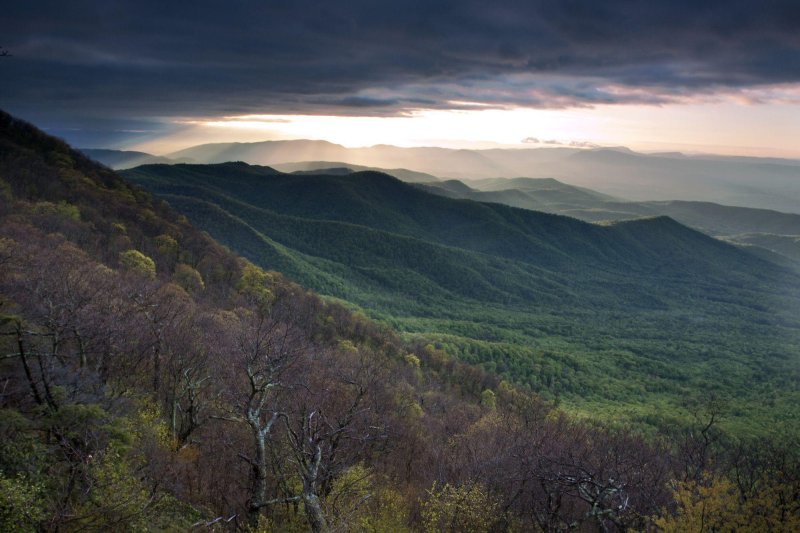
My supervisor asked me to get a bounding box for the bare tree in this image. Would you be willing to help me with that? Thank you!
[161,309,216,447]
[281,347,387,532]
[213,302,307,528]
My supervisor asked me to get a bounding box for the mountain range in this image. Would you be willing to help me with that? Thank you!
[417,177,800,268]
[86,145,800,269]
[84,141,800,213]
[122,161,800,434]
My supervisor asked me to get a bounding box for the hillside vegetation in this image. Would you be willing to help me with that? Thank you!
[3,111,800,531]
[419,177,800,268]
[122,162,800,436]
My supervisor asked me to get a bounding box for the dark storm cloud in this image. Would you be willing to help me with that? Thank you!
[1,0,798,140]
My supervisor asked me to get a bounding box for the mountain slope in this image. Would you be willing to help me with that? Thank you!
[125,163,781,277]
[272,160,441,183]
[80,148,186,168]
[419,176,620,212]
[2,110,554,531]
[5,110,799,532]
[123,162,800,433]
[419,177,800,267]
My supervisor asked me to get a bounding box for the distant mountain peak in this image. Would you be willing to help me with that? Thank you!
[105,136,800,213]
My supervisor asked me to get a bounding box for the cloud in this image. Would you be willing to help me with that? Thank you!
[1,0,799,129]
[522,138,602,148]
[567,141,601,149]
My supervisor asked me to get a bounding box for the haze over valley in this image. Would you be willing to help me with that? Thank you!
[86,142,800,213]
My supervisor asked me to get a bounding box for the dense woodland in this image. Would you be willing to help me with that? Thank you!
[414,177,800,265]
[123,162,800,435]
[2,110,799,531]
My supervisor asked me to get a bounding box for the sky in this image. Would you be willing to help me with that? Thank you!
[1,1,799,157]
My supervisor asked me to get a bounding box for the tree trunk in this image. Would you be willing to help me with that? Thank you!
[247,423,269,529]
[152,344,161,392]
[16,327,43,406]
[302,486,329,533]
[74,327,87,368]
[301,443,329,533]
[169,392,178,444]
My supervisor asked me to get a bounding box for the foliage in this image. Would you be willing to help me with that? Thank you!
[323,464,373,529]
[654,473,800,532]
[349,486,411,533]
[421,481,501,533]
[480,388,496,410]
[0,472,45,532]
[31,200,80,221]
[70,443,154,530]
[172,263,205,293]
[404,353,420,368]
[119,249,156,278]
[154,233,179,256]
[236,262,274,307]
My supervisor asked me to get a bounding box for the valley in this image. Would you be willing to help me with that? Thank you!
[122,162,800,435]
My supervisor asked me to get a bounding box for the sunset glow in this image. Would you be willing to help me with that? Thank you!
[133,96,800,158]
[3,1,799,159]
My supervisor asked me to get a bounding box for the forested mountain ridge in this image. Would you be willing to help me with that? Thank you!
[85,145,800,269]
[124,163,780,277]
[123,161,800,437]
[79,148,185,169]
[2,110,799,531]
[79,148,444,183]
[417,177,800,263]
